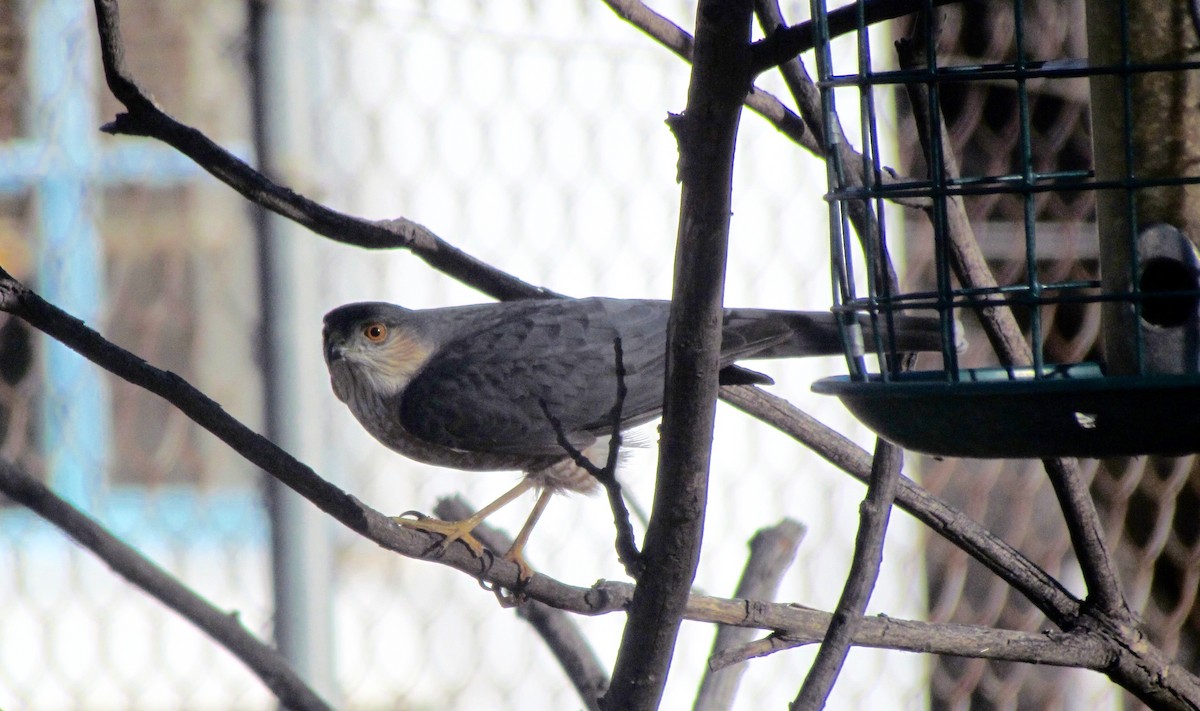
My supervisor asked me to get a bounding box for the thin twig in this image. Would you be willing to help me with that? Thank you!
[615,581,1113,669]
[435,497,609,711]
[748,0,963,75]
[793,440,903,710]
[536,337,641,578]
[538,384,642,578]
[896,27,1030,364]
[694,519,806,711]
[0,460,334,711]
[1042,457,1128,616]
[598,338,643,577]
[709,619,1110,672]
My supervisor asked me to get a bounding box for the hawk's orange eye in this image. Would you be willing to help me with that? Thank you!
[363,323,387,342]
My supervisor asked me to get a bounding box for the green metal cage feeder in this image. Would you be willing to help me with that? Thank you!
[807,1,1200,458]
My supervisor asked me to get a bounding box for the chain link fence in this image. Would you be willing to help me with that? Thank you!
[4,0,1167,709]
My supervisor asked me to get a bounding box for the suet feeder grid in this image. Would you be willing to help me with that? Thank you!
[809,1,1200,458]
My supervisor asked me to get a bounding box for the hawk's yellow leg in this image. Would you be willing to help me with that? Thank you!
[395,478,548,580]
[501,488,554,581]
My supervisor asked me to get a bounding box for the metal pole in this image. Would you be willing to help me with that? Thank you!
[248,0,337,703]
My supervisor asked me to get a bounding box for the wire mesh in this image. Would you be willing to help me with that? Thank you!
[0,0,937,708]
[19,0,1189,708]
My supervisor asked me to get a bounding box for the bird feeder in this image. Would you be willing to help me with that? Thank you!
[809,1,1200,458]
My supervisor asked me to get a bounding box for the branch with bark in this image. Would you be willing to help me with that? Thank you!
[793,440,903,709]
[0,459,333,711]
[0,443,1124,710]
[604,2,754,708]
[695,518,806,711]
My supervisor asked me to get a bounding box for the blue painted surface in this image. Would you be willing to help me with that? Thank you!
[4,0,264,542]
[0,140,212,194]
[30,0,108,509]
[1,488,269,549]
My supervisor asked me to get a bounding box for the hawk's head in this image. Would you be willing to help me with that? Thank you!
[322,302,434,404]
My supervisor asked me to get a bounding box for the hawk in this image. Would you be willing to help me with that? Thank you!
[323,297,943,577]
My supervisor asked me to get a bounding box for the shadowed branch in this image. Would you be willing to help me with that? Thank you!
[0,460,333,711]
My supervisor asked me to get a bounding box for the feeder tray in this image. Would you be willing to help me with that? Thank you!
[813,363,1200,458]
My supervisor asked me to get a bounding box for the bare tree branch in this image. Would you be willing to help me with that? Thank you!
[662,586,1111,669]
[0,441,1124,684]
[91,0,552,303]
[0,460,333,711]
[604,2,754,708]
[710,617,1111,672]
[719,384,1082,621]
[597,338,642,575]
[896,21,1129,619]
[695,519,806,711]
[748,0,963,75]
[0,449,1134,681]
[793,441,903,709]
[1042,457,1129,616]
[895,28,1031,366]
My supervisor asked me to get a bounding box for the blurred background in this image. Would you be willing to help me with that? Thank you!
[0,0,1165,709]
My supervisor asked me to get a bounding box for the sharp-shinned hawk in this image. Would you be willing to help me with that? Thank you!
[323,297,943,577]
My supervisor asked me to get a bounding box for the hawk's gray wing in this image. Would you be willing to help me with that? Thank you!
[394,298,931,457]
[397,298,672,457]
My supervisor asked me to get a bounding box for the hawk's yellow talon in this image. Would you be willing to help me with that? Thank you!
[501,549,535,584]
[393,515,486,557]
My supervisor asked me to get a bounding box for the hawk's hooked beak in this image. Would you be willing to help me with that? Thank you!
[323,330,346,366]
[323,332,354,404]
